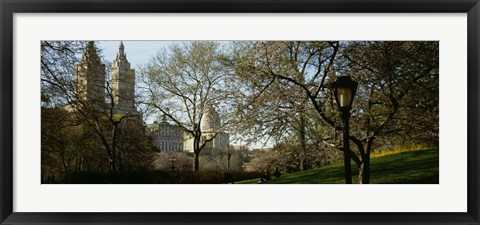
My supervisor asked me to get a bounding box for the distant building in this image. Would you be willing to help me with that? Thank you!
[150,115,184,152]
[151,106,230,153]
[74,41,138,115]
[75,41,106,107]
[110,41,137,115]
[184,106,229,152]
[183,134,195,152]
[230,145,248,151]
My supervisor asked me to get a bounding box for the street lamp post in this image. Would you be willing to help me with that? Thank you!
[332,76,358,184]
[170,158,176,171]
[227,153,231,172]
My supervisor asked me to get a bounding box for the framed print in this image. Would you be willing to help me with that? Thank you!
[1,0,479,224]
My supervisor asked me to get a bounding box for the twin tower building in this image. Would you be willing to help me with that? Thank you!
[75,41,229,153]
[75,41,136,115]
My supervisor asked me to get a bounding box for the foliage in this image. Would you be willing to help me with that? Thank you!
[61,169,263,184]
[114,118,155,171]
[152,151,193,171]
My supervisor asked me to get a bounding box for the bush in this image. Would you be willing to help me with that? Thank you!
[60,170,262,184]
[60,170,155,184]
[152,152,193,171]
[58,169,264,184]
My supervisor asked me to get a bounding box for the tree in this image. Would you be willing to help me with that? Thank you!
[41,41,151,179]
[243,141,299,173]
[140,41,234,171]
[229,41,339,170]
[227,146,252,171]
[115,118,154,171]
[337,41,439,183]
[231,41,439,183]
[41,41,88,107]
[152,151,193,171]
[41,107,72,181]
[41,41,92,181]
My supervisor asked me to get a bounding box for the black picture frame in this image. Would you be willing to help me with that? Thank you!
[1,0,479,224]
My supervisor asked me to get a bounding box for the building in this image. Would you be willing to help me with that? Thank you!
[150,106,230,153]
[150,115,184,152]
[230,145,248,151]
[75,41,137,115]
[75,41,106,107]
[201,106,230,151]
[183,106,230,152]
[110,41,136,115]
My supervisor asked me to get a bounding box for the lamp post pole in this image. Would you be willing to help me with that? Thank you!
[332,76,357,184]
[227,153,231,173]
[170,158,176,171]
[341,108,352,184]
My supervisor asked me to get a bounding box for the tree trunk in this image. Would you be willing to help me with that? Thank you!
[109,157,114,174]
[358,158,370,184]
[358,139,373,184]
[358,162,364,184]
[364,156,371,183]
[79,156,84,172]
[299,108,307,171]
[363,140,373,184]
[111,123,119,173]
[194,153,200,171]
[296,67,308,171]
[61,152,68,174]
[193,134,202,171]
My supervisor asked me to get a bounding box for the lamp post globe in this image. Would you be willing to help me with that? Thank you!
[332,76,358,109]
[332,76,357,184]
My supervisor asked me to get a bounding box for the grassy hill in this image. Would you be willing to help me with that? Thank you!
[236,149,439,184]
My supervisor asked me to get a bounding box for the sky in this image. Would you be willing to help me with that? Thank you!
[97,41,172,70]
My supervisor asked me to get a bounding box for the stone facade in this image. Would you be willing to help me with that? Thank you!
[75,41,106,107]
[110,41,136,115]
[151,115,184,152]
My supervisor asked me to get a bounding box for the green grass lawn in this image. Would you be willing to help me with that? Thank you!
[236,149,439,184]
